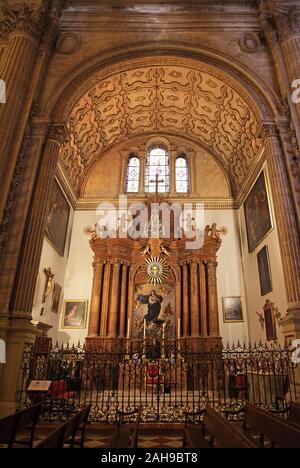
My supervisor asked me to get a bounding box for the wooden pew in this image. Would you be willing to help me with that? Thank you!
[35,406,91,449]
[287,403,300,427]
[108,407,141,449]
[243,403,300,448]
[35,422,68,449]
[183,405,258,449]
[63,412,82,448]
[71,405,91,449]
[13,404,42,448]
[0,404,41,448]
[0,413,19,448]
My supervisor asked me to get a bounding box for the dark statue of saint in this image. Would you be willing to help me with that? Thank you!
[137,290,164,324]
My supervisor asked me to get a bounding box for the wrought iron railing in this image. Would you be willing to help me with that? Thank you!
[18,340,298,423]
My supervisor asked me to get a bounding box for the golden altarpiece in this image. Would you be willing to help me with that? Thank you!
[85,196,224,359]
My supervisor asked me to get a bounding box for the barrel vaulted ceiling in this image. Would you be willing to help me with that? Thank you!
[59,61,261,196]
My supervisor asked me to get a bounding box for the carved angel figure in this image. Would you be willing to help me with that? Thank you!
[140,244,150,257]
[207,223,228,241]
[83,225,98,241]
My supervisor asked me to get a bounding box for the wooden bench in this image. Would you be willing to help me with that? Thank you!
[243,403,300,448]
[183,405,258,449]
[68,404,91,448]
[287,403,300,427]
[35,422,68,448]
[108,407,141,449]
[0,404,41,448]
[35,405,92,449]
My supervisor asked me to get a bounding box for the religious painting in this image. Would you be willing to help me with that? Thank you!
[52,283,62,314]
[257,245,272,296]
[45,181,70,256]
[222,297,243,323]
[132,284,175,340]
[244,171,273,252]
[61,300,88,329]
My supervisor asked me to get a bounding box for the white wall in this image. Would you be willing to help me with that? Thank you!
[204,210,249,346]
[238,165,288,345]
[32,193,74,343]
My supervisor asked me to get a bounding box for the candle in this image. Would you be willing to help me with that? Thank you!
[127,319,130,339]
[178,318,181,338]
[143,319,146,340]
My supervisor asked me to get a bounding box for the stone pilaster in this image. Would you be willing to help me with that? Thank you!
[207,261,220,337]
[108,262,121,338]
[0,117,50,319]
[0,2,50,223]
[260,123,300,312]
[10,124,67,320]
[258,1,300,220]
[88,260,104,337]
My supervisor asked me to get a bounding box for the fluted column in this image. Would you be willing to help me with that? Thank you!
[182,262,189,336]
[200,261,208,337]
[126,266,135,338]
[258,1,300,221]
[108,262,121,338]
[0,3,49,223]
[274,8,300,135]
[190,262,200,336]
[0,117,50,319]
[10,124,67,319]
[175,277,181,339]
[99,262,111,337]
[119,263,128,337]
[260,124,300,312]
[207,261,220,337]
[88,260,104,337]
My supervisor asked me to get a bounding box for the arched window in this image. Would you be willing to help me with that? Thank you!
[175,155,189,193]
[145,146,170,193]
[125,154,140,193]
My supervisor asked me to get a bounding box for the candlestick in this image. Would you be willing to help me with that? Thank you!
[127,319,130,339]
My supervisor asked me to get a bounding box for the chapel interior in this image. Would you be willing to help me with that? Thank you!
[0,0,300,449]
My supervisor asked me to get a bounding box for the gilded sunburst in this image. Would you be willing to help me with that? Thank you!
[142,256,169,284]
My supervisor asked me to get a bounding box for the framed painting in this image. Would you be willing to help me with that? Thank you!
[222,296,244,323]
[132,284,175,340]
[45,180,70,256]
[52,283,62,314]
[257,245,272,296]
[244,171,273,252]
[61,300,88,329]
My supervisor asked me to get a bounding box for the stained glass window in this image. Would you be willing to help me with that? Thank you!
[145,146,170,193]
[175,155,189,193]
[126,154,140,193]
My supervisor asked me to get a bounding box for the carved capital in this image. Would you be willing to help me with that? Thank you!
[275,8,300,42]
[258,0,278,44]
[47,124,68,146]
[0,2,48,41]
[258,122,279,141]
